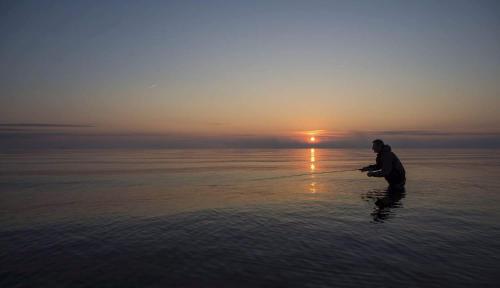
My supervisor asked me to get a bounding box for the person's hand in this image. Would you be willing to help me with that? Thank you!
[367,171,375,177]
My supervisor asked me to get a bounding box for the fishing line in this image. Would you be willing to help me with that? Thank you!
[249,168,360,181]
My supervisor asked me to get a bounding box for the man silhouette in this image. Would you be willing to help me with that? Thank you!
[360,139,406,188]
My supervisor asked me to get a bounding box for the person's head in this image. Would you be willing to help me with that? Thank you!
[372,139,384,153]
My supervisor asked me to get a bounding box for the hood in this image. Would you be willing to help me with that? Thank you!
[381,144,392,153]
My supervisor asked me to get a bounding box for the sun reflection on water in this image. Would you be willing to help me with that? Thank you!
[309,181,316,193]
[309,148,317,193]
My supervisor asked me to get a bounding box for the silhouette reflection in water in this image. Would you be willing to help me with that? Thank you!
[362,187,406,222]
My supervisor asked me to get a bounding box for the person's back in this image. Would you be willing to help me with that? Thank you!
[361,139,406,188]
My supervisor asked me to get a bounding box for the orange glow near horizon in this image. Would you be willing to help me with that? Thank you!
[304,130,324,144]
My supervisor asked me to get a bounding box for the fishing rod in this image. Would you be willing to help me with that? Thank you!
[250,168,361,181]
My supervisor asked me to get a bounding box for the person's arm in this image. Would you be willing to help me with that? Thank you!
[360,164,379,172]
[368,153,392,177]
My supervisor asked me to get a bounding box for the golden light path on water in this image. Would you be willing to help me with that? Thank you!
[310,148,316,193]
[308,129,319,194]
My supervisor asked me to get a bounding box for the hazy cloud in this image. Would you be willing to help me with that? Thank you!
[0,123,94,128]
[373,130,500,137]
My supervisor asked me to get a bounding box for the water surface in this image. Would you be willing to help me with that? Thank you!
[1,148,499,287]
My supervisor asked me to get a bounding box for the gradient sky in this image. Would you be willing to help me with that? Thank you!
[1,0,499,148]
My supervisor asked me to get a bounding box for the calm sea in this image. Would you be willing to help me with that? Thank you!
[1,148,500,287]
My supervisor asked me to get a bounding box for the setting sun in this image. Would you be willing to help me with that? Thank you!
[309,136,316,142]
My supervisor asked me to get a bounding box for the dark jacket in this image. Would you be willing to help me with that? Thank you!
[367,145,406,186]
